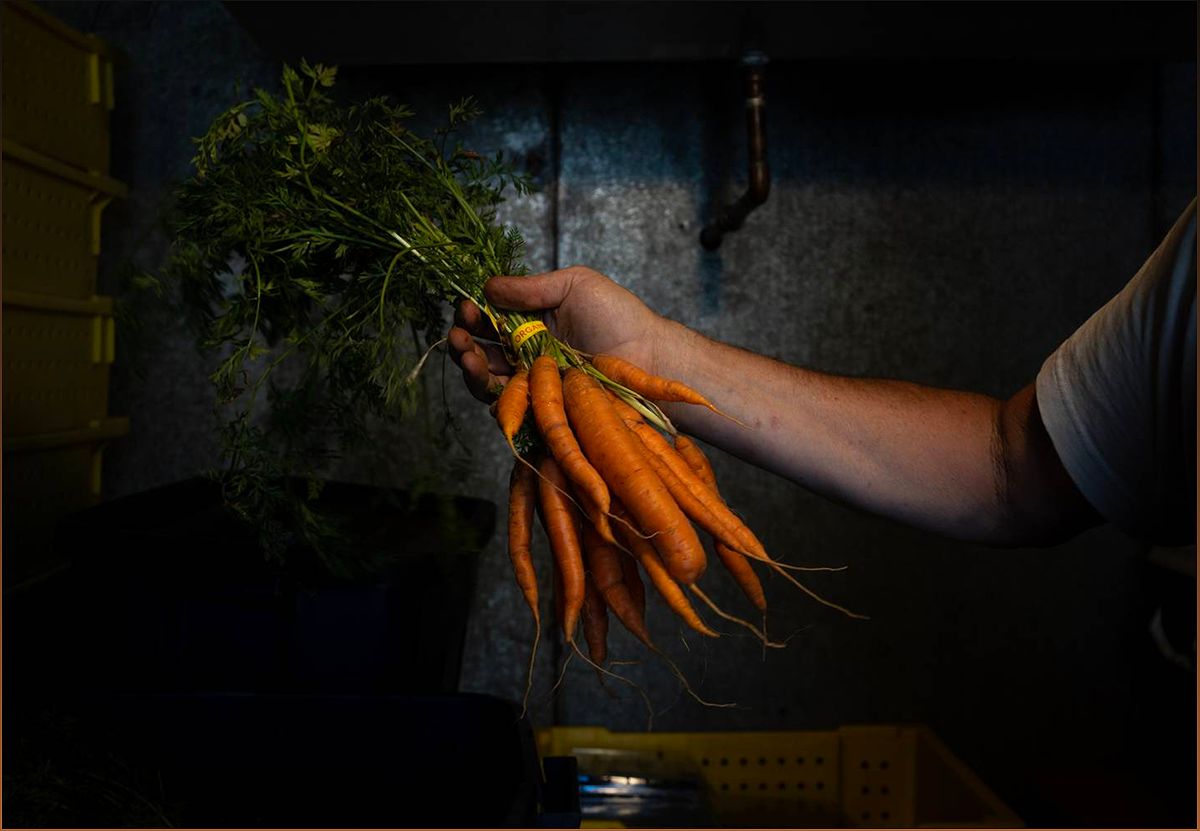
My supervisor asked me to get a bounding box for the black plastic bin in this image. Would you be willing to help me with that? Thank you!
[3,477,561,828]
[50,477,495,697]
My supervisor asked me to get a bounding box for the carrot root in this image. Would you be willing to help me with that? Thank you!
[542,649,574,708]
[768,562,870,620]
[645,641,738,710]
[519,624,541,720]
[568,641,655,730]
[688,584,786,648]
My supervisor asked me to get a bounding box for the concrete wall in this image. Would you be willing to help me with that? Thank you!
[38,1,1195,823]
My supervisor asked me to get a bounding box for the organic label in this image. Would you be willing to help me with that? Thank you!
[511,320,548,350]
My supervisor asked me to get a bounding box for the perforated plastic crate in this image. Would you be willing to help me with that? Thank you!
[2,290,117,436]
[1,0,116,174]
[537,725,1021,828]
[2,140,127,298]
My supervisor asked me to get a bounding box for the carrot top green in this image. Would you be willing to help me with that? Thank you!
[162,61,549,565]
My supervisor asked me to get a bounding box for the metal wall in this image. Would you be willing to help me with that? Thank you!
[39,0,1195,822]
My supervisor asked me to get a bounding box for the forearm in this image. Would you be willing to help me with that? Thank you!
[650,321,1024,543]
[467,269,1096,545]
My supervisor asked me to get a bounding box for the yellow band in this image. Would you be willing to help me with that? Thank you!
[510,320,548,351]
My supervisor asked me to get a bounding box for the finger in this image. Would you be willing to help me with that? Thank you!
[484,269,578,312]
[460,349,491,402]
[454,299,496,338]
[447,325,476,369]
[461,349,507,403]
[450,325,511,376]
[479,342,512,375]
[454,299,479,329]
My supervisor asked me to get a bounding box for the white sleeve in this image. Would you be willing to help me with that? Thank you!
[1035,199,1196,545]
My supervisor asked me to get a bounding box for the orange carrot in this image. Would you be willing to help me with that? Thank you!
[612,506,719,639]
[594,353,721,414]
[714,544,766,612]
[562,367,707,585]
[635,423,773,564]
[620,551,646,624]
[581,573,610,667]
[637,443,740,551]
[624,401,839,565]
[507,460,540,622]
[610,444,777,642]
[496,368,530,451]
[537,454,586,641]
[583,522,652,646]
[625,416,769,563]
[673,436,767,614]
[508,458,542,717]
[673,434,716,488]
[620,404,860,619]
[552,557,566,632]
[619,388,822,556]
[530,355,615,543]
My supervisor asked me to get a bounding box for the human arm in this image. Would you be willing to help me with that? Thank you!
[648,327,1100,546]
[450,266,1101,547]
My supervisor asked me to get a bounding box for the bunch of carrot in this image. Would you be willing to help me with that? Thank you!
[170,61,860,654]
[496,343,865,711]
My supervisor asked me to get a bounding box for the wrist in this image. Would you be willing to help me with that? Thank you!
[645,317,700,381]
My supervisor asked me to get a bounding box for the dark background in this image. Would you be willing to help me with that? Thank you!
[14,1,1199,826]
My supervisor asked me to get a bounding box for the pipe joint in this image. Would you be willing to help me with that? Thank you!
[700,52,771,251]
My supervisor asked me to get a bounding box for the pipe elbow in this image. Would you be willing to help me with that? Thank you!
[698,52,771,250]
[748,166,770,205]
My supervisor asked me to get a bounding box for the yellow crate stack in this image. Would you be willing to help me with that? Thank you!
[2,0,129,588]
[2,0,115,173]
[537,724,1022,828]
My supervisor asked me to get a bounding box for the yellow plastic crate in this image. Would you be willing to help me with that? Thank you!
[2,417,129,588]
[2,140,127,299]
[3,290,118,436]
[1,0,116,174]
[537,725,1022,828]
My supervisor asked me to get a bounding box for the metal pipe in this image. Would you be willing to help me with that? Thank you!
[700,51,770,251]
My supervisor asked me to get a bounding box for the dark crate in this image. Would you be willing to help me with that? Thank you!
[24,477,495,697]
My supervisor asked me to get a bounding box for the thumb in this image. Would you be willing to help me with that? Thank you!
[484,269,576,312]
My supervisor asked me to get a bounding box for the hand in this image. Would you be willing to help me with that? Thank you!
[448,265,668,402]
